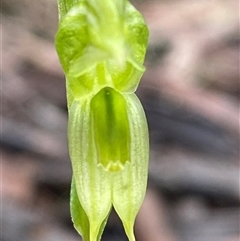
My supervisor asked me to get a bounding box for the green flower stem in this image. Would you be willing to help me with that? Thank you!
[55,0,149,240]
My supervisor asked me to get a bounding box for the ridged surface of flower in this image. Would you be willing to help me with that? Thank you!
[55,0,149,240]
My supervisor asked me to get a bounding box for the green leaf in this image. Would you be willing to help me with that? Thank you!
[70,178,90,241]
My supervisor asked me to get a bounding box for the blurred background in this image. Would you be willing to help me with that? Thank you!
[1,0,239,240]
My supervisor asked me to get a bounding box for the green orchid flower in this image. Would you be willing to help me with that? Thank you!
[55,0,149,240]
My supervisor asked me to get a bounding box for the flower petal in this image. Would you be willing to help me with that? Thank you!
[68,99,112,241]
[112,93,149,241]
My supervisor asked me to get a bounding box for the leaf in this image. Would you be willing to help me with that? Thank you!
[70,178,90,241]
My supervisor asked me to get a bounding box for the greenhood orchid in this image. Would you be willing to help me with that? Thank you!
[55,0,149,240]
